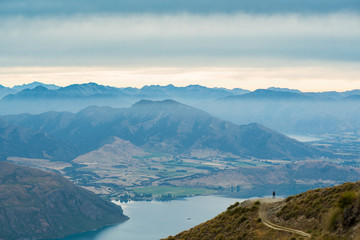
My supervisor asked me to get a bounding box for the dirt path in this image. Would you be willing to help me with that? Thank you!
[258,198,311,239]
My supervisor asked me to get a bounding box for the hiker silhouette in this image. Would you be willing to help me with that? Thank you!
[272,191,275,199]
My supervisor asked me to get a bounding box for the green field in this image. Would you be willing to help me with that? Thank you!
[133,186,216,197]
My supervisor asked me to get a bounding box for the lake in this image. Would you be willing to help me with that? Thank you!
[60,195,245,240]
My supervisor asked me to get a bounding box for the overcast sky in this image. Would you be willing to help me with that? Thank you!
[1,0,359,91]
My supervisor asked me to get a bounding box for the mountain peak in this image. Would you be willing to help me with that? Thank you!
[238,89,308,99]
[267,87,302,93]
[12,81,60,91]
[32,85,49,91]
[133,99,182,107]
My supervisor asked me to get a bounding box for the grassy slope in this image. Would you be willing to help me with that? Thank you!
[274,182,360,239]
[163,201,294,240]
[163,182,360,240]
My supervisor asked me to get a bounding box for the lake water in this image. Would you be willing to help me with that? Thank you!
[60,195,245,240]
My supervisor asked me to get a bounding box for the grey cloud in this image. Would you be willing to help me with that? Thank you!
[0,0,359,16]
[0,13,359,66]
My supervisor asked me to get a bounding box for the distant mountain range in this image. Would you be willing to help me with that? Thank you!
[0,81,59,99]
[1,100,331,161]
[3,83,123,100]
[222,89,312,100]
[1,82,249,101]
[2,82,360,134]
[221,88,360,101]
[3,82,360,103]
[0,82,250,115]
[0,161,128,240]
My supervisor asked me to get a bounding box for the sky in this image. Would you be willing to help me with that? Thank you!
[0,0,360,91]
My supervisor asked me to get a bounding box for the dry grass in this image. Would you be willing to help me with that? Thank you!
[163,181,360,240]
[163,201,293,240]
[275,182,360,239]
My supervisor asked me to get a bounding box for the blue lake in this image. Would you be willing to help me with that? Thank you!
[60,195,245,240]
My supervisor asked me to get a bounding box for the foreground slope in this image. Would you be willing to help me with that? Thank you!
[164,181,360,240]
[0,162,128,240]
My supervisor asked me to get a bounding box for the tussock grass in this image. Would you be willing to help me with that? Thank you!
[276,182,360,239]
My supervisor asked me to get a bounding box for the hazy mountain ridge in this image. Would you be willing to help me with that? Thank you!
[1,100,331,161]
[0,82,59,100]
[221,88,360,101]
[3,83,123,100]
[0,162,128,240]
[3,82,360,103]
[12,81,60,91]
[0,86,16,100]
[0,82,250,114]
[204,97,360,135]
[222,89,313,100]
[2,82,360,135]
[0,118,77,161]
[2,82,249,102]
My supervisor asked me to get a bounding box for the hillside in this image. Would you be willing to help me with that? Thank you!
[0,118,77,161]
[164,181,360,240]
[0,162,128,240]
[1,100,331,160]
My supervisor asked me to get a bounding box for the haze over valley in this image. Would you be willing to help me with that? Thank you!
[1,0,360,239]
[1,82,360,203]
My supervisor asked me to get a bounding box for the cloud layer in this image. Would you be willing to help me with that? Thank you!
[1,0,359,16]
[1,1,359,91]
[1,13,359,66]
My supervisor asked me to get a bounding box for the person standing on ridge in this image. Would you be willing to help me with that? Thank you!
[272,191,275,199]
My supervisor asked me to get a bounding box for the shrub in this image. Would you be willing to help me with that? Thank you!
[251,205,259,211]
[286,196,295,202]
[227,202,240,210]
[238,216,247,224]
[326,208,342,231]
[338,191,356,209]
[215,233,224,240]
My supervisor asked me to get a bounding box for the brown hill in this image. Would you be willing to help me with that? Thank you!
[164,181,360,240]
[0,161,128,240]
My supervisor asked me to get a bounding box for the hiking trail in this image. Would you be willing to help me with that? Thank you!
[258,198,311,239]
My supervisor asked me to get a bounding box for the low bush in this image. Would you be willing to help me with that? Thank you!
[338,191,356,209]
